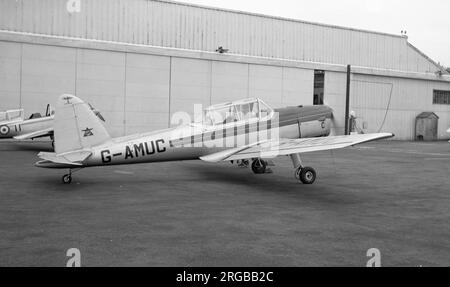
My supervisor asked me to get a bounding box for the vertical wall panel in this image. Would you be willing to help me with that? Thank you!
[248,65,283,108]
[324,71,347,135]
[169,57,211,124]
[282,67,314,106]
[125,53,170,134]
[76,49,126,137]
[211,61,248,104]
[0,42,21,110]
[21,44,76,115]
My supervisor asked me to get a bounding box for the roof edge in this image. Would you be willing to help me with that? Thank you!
[407,41,446,73]
[156,0,404,39]
[3,30,450,83]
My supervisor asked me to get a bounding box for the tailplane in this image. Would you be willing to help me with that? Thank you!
[54,94,111,154]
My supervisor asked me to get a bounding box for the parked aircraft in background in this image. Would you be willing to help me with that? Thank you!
[35,95,393,184]
[0,105,55,141]
[0,103,104,145]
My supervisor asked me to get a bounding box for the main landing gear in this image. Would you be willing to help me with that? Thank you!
[291,153,317,184]
[251,158,267,174]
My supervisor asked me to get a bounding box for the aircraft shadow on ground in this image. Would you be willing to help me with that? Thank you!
[31,163,361,205]
[0,142,53,152]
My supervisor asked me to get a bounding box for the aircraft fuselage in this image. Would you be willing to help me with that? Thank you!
[0,116,54,139]
[36,105,333,169]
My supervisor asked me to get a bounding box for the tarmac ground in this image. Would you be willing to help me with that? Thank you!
[0,140,449,266]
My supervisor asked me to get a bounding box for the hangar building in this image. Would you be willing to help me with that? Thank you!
[1,0,450,140]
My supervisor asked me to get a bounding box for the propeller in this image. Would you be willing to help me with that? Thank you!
[324,105,339,136]
[88,103,106,122]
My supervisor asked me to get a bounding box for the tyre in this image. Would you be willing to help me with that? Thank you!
[251,159,267,174]
[299,167,316,184]
[62,174,72,184]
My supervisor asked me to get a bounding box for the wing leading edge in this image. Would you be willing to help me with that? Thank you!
[14,128,53,140]
[200,133,394,163]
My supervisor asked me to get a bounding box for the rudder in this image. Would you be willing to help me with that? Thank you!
[54,94,111,154]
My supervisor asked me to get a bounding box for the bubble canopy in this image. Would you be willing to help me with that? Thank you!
[202,98,273,126]
[0,109,24,122]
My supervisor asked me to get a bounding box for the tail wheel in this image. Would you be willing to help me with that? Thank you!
[251,159,267,174]
[298,167,316,184]
[62,174,72,184]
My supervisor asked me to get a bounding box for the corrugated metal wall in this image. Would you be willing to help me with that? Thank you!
[0,0,441,73]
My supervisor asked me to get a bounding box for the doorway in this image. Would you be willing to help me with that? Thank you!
[313,70,324,105]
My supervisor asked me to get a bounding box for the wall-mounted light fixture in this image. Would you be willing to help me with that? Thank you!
[215,46,229,54]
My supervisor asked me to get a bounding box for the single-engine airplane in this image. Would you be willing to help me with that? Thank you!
[0,105,55,141]
[35,94,394,184]
[0,103,104,145]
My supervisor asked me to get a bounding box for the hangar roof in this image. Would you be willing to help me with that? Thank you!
[0,0,444,74]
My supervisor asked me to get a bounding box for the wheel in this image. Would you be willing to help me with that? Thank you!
[62,174,72,184]
[295,167,301,180]
[251,159,267,174]
[298,167,316,184]
[238,159,250,168]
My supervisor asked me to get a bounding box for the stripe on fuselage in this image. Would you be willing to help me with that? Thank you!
[168,105,332,148]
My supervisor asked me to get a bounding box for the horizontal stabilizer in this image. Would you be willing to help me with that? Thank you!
[37,150,92,166]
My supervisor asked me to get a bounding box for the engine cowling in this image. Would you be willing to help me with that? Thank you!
[299,118,331,138]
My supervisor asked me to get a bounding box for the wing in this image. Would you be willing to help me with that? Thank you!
[14,128,53,140]
[200,133,394,163]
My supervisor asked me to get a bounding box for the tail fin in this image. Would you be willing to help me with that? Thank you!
[54,94,111,154]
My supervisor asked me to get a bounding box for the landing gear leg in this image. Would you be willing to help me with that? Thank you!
[290,153,317,184]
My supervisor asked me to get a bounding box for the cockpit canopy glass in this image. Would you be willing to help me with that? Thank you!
[0,109,24,122]
[203,99,272,126]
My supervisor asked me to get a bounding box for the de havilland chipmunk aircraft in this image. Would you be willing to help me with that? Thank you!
[0,105,55,141]
[35,94,393,184]
[0,103,104,145]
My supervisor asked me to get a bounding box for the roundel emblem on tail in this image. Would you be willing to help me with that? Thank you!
[0,125,10,135]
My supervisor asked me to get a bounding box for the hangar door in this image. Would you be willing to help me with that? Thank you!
[350,78,393,134]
